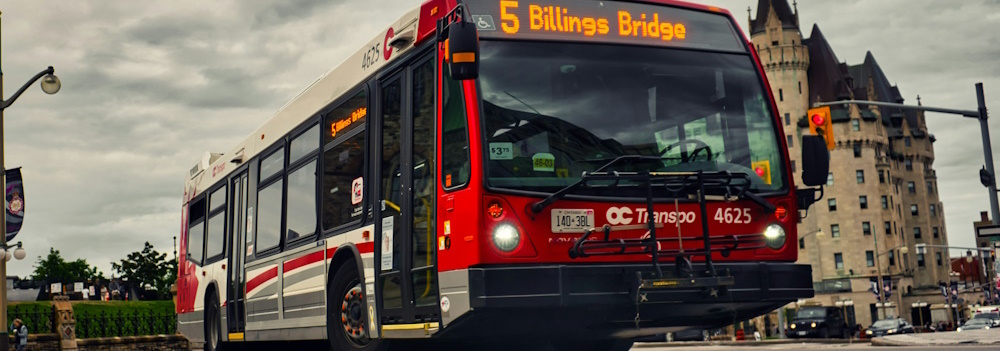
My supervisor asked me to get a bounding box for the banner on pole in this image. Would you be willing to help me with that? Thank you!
[5,167,25,242]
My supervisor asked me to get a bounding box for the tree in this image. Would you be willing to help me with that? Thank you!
[111,242,176,299]
[32,248,103,284]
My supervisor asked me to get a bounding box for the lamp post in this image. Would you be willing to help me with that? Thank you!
[0,10,62,350]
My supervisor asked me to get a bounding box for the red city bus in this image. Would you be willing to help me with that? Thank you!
[175,0,829,350]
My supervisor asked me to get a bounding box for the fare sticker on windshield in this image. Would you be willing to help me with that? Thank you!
[532,153,555,172]
[489,142,514,160]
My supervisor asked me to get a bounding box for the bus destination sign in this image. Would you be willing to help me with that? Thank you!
[464,0,745,52]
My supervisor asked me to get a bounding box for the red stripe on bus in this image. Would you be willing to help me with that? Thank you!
[283,250,325,274]
[357,242,374,254]
[245,267,278,294]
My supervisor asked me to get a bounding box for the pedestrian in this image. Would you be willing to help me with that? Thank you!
[10,318,27,351]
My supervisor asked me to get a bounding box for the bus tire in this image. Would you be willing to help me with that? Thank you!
[328,262,387,351]
[204,291,225,351]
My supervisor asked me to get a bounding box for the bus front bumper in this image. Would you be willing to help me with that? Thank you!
[436,262,812,339]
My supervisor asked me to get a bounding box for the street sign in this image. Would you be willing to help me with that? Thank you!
[982,167,995,188]
[977,224,1000,238]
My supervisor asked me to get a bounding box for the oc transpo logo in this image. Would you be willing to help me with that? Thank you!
[606,206,697,225]
[606,207,634,225]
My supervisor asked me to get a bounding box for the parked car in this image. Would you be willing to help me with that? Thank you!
[786,306,850,338]
[958,318,994,332]
[970,311,1000,327]
[866,318,915,337]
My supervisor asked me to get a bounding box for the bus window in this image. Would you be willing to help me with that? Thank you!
[441,66,469,189]
[188,221,205,265]
[257,148,285,254]
[205,210,226,260]
[380,78,404,310]
[285,160,317,242]
[289,124,320,164]
[322,91,368,231]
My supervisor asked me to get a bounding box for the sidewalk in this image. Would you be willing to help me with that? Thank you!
[870,330,1000,346]
[634,338,854,348]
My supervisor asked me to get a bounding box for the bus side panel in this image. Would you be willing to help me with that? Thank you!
[436,77,485,272]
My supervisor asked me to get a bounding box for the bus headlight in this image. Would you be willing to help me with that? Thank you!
[763,224,786,249]
[492,223,521,253]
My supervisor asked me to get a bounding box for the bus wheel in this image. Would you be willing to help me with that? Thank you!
[551,340,633,351]
[328,263,386,351]
[205,292,224,351]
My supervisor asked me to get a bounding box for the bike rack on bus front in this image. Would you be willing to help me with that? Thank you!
[567,171,772,299]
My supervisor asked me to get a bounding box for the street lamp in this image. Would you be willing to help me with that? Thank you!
[0,10,62,350]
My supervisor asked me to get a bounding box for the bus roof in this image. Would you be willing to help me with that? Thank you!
[181,0,743,202]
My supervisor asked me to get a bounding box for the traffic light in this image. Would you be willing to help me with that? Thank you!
[807,106,834,150]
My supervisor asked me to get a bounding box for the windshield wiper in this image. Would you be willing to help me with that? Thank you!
[529,155,664,214]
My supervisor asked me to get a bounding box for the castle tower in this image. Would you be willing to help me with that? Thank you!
[749,0,810,182]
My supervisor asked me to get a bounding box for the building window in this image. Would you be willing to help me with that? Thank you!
[828,198,837,211]
[926,181,934,193]
[827,172,834,186]
[835,253,844,270]
[787,134,793,147]
[914,227,922,239]
[881,196,888,209]
[905,159,913,171]
[859,196,868,209]
[904,137,911,147]
[866,251,875,267]
[879,170,885,183]
[852,119,860,131]
[799,238,805,249]
[779,89,784,101]
[930,204,937,216]
[791,160,796,173]
[933,227,940,238]
[936,252,943,266]
[911,204,919,216]
[831,224,841,238]
[907,182,916,194]
[917,253,925,267]
[785,113,791,126]
[853,144,863,158]
[856,170,865,183]
[863,222,871,235]
[888,250,896,266]
[884,221,892,235]
[799,81,802,94]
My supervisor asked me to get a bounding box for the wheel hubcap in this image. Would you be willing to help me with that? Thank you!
[341,284,369,345]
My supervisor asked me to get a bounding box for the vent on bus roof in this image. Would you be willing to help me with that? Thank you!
[189,152,224,180]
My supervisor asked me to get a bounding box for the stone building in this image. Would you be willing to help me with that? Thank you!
[749,0,951,328]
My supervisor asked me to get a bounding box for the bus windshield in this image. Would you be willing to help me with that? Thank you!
[479,41,787,196]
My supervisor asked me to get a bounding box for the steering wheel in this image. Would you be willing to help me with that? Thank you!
[660,139,714,163]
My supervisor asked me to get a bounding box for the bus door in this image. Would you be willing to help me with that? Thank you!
[376,55,440,333]
[226,170,249,335]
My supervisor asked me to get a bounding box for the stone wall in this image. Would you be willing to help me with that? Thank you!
[8,334,188,351]
[8,333,61,351]
[76,335,188,351]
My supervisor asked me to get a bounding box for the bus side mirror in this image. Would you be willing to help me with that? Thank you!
[801,135,830,187]
[447,20,479,81]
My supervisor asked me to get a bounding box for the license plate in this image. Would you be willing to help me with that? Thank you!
[797,331,806,336]
[551,209,594,233]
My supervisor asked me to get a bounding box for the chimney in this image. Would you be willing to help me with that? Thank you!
[982,211,990,222]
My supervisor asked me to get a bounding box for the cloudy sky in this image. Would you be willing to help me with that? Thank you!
[0,0,997,277]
